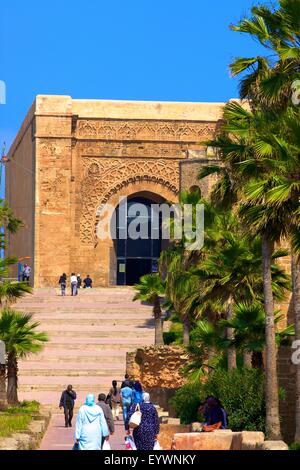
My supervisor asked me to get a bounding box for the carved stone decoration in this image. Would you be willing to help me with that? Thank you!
[79,157,180,244]
[76,119,216,143]
[79,141,191,159]
[40,170,67,209]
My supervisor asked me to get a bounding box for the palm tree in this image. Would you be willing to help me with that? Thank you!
[201,100,293,438]
[0,200,29,408]
[0,341,6,409]
[230,2,300,439]
[0,256,32,306]
[230,0,300,110]
[223,302,295,368]
[133,274,165,346]
[0,308,48,404]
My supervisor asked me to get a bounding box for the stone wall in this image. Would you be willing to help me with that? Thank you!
[5,103,35,280]
[126,345,190,412]
[7,95,222,287]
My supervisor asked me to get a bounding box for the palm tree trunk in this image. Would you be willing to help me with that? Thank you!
[183,316,190,346]
[0,363,7,409]
[208,347,216,374]
[292,251,300,443]
[227,297,237,369]
[262,234,281,440]
[243,349,253,368]
[153,297,164,346]
[7,352,19,405]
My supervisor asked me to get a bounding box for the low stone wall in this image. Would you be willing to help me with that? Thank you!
[127,345,190,388]
[171,431,288,451]
[0,406,51,450]
[126,345,190,412]
[159,423,190,450]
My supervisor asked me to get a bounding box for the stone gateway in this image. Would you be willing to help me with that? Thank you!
[6,95,223,287]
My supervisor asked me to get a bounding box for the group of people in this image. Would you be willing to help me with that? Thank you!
[17,262,31,283]
[58,273,93,296]
[59,375,160,451]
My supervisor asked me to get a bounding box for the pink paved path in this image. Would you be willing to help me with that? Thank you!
[40,412,126,450]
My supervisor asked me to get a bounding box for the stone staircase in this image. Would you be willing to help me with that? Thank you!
[14,287,154,407]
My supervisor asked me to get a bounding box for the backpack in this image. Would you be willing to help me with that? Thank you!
[121,387,133,407]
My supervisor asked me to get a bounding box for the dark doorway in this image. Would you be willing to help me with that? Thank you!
[126,259,152,286]
[114,195,163,285]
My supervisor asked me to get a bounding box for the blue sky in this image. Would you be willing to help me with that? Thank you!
[0,0,265,194]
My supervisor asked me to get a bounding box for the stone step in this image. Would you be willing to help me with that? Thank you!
[16,287,153,405]
[29,318,154,326]
[21,338,145,350]
[16,303,152,309]
[19,368,125,377]
[20,352,127,363]
[19,391,109,406]
[19,312,152,319]
[36,330,153,339]
[19,375,122,389]
[19,361,125,370]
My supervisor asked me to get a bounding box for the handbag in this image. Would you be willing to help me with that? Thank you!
[102,440,111,450]
[153,440,162,450]
[129,404,142,429]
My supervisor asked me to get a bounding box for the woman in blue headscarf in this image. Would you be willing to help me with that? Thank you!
[75,394,109,450]
[132,381,144,405]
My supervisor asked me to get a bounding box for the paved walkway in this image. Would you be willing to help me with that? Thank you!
[40,412,126,450]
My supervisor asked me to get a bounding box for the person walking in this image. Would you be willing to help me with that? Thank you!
[59,385,77,427]
[77,274,82,289]
[108,380,121,421]
[70,273,78,296]
[22,264,31,283]
[97,393,114,437]
[121,373,134,389]
[75,394,109,450]
[59,273,67,296]
[120,383,133,431]
[126,392,160,450]
[83,275,93,288]
[132,381,144,405]
[17,260,24,282]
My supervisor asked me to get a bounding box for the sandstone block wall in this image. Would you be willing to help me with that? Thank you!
[7,95,222,287]
[126,345,191,412]
[5,103,35,280]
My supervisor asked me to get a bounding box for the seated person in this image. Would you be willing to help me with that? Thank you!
[83,275,93,288]
[199,397,228,431]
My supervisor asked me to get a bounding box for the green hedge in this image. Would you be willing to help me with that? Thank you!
[170,368,266,432]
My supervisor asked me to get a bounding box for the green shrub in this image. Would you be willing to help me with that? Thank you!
[170,368,266,432]
[163,322,183,345]
[289,442,300,451]
[202,368,265,432]
[169,382,202,424]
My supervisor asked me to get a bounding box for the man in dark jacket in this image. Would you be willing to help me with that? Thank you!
[59,385,77,427]
[97,393,114,438]
[121,374,134,389]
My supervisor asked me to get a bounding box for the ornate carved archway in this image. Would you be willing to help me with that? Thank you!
[79,157,180,245]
